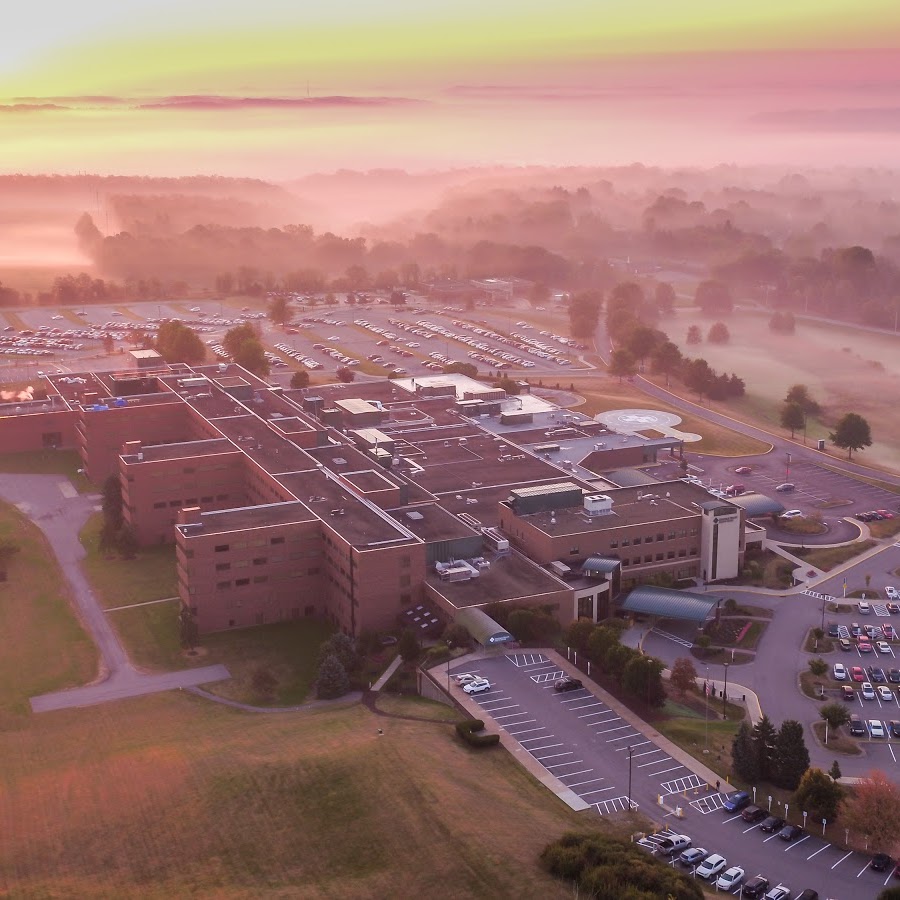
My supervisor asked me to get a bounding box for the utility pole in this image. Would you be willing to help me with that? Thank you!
[627,745,634,811]
[723,663,730,719]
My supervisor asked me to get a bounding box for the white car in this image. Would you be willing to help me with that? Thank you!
[453,673,478,685]
[859,601,872,614]
[870,719,886,738]
[716,866,745,891]
[780,509,803,519]
[878,686,894,702]
[765,886,791,900]
[862,682,876,700]
[877,641,892,654]
[887,586,900,600]
[833,663,848,681]
[695,854,727,880]
[463,678,492,695]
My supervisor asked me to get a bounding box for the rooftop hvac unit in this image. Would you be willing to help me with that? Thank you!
[583,494,614,516]
[549,560,571,578]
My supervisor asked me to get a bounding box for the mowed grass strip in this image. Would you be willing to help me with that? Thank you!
[0,501,96,718]
[0,695,593,898]
[0,449,93,492]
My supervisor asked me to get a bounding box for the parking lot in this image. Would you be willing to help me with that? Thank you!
[451,651,897,897]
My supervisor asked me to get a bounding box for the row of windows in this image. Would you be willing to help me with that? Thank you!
[620,548,697,566]
[215,576,270,589]
[214,535,288,552]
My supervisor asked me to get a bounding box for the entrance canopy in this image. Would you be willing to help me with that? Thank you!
[455,607,513,646]
[729,493,785,517]
[621,585,718,623]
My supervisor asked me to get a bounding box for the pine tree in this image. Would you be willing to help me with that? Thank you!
[752,715,778,782]
[792,767,843,822]
[829,760,843,782]
[732,721,761,783]
[772,720,810,790]
[315,653,350,699]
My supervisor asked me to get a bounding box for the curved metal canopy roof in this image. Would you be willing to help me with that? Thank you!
[621,585,719,622]
[729,493,785,517]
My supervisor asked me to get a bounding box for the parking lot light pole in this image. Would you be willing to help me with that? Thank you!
[627,745,634,811]
[704,666,710,754]
[722,663,729,719]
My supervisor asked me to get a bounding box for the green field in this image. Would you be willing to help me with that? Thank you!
[0,449,93,492]
[0,502,97,721]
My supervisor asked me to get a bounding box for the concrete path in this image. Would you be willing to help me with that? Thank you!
[186,685,363,714]
[370,654,402,691]
[0,472,233,712]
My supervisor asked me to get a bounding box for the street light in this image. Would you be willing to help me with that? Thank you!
[723,662,730,719]
[627,745,635,811]
[704,665,710,754]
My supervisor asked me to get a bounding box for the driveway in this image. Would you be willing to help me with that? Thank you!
[0,473,229,711]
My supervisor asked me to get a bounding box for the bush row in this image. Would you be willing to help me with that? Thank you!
[455,719,500,748]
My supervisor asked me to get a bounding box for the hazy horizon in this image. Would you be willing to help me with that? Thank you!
[2,2,900,178]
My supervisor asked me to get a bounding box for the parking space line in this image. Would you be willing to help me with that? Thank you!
[528,742,564,752]
[507,727,544,736]
[484,704,519,713]
[616,741,651,751]
[637,758,674,769]
[565,777,603,787]
[645,765,685,776]
[743,824,761,834]
[763,833,782,843]
[857,861,872,877]
[492,712,528,721]
[534,751,574,761]
[566,701,603,710]
[579,786,615,797]
[784,835,811,851]
[578,710,616,719]
[501,719,536,729]
[807,845,830,860]
[631,749,665,759]
[607,732,642,743]
[479,695,513,703]
[595,724,631,735]
[724,814,743,824]
[891,744,897,763]
[546,759,583,770]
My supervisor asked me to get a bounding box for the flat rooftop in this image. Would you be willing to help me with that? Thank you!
[213,416,316,475]
[388,503,479,543]
[123,438,238,464]
[426,551,565,610]
[507,480,737,535]
[180,501,318,537]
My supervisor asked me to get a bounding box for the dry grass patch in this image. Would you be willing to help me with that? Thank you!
[794,541,877,571]
[0,694,594,898]
[811,721,862,756]
[372,694,461,722]
[0,502,97,720]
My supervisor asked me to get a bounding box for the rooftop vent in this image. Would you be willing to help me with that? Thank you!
[584,494,614,517]
[405,511,424,521]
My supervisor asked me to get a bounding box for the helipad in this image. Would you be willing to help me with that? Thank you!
[597,409,702,442]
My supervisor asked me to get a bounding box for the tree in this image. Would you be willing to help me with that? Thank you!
[686,324,702,344]
[267,295,291,325]
[397,628,420,662]
[315,653,351,699]
[442,622,471,650]
[102,475,124,532]
[792,766,843,823]
[830,760,843,782]
[115,524,138,559]
[785,384,821,416]
[179,605,199,652]
[769,310,796,334]
[780,402,806,439]
[707,322,730,344]
[752,715,778,782]
[695,279,733,315]
[155,321,205,364]
[290,370,310,389]
[694,634,711,656]
[654,282,676,315]
[564,617,596,653]
[336,366,356,383]
[808,657,828,677]
[877,888,900,900]
[731,721,761,784]
[320,632,359,673]
[232,338,269,377]
[841,770,900,853]
[608,348,637,382]
[819,702,851,730]
[669,657,698,699]
[528,281,551,307]
[587,625,622,666]
[442,361,477,378]
[223,323,258,357]
[568,289,603,337]
[830,412,873,459]
[650,340,682,386]
[251,666,278,700]
[622,654,666,707]
[771,719,810,790]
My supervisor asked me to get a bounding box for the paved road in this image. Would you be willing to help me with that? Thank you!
[0,473,231,711]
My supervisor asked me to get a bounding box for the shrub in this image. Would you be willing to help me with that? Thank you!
[455,719,501,748]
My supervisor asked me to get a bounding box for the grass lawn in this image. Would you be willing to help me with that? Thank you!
[811,721,862,756]
[79,513,178,610]
[0,448,93,493]
[799,671,828,701]
[654,715,740,776]
[372,693,461,722]
[0,501,97,721]
[0,694,601,898]
[794,540,877,571]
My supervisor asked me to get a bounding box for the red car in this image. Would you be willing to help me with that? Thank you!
[877,510,896,519]
[884,624,897,640]
[859,640,873,654]
[851,666,865,682]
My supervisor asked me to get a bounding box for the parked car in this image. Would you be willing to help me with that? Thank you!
[716,866,745,891]
[859,601,872,614]
[794,891,819,900]
[833,663,848,681]
[652,834,691,856]
[872,853,893,872]
[463,678,492,695]
[879,686,894,702]
[764,886,791,900]
[890,721,900,738]
[454,673,479,685]
[734,466,752,475]
[851,622,862,636]
[695,854,727,880]
[886,586,899,600]
[722,790,751,812]
[553,676,583,693]
[779,824,804,841]
[679,846,707,868]
[780,509,803,519]
[890,669,900,684]
[878,641,892,654]
[842,685,855,701]
[839,638,853,652]
[888,602,900,615]
[743,875,770,899]
[850,666,865,682]
[741,805,767,824]
[862,682,876,700]
[870,719,887,738]
[868,665,886,682]
[859,639,873,654]
[827,622,840,637]
[849,714,866,736]
[775,482,795,492]
[759,815,786,833]
[884,624,897,640]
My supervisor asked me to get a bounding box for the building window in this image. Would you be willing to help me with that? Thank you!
[690,547,698,556]
[609,540,618,549]
[656,533,664,542]
[308,567,320,576]
[644,554,652,563]
[399,574,411,588]
[569,547,579,555]
[235,577,250,587]
[253,557,267,566]
[271,536,285,545]
[215,563,231,571]
[633,536,642,545]
[215,544,229,553]
[621,538,630,547]
[667,550,675,559]
[216,580,231,589]
[400,555,411,568]
[655,553,664,561]
[668,531,676,540]
[633,557,642,565]
[168,500,182,507]
[153,502,166,509]
[678,549,687,557]
[400,593,411,606]
[253,575,268,584]
[201,496,213,503]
